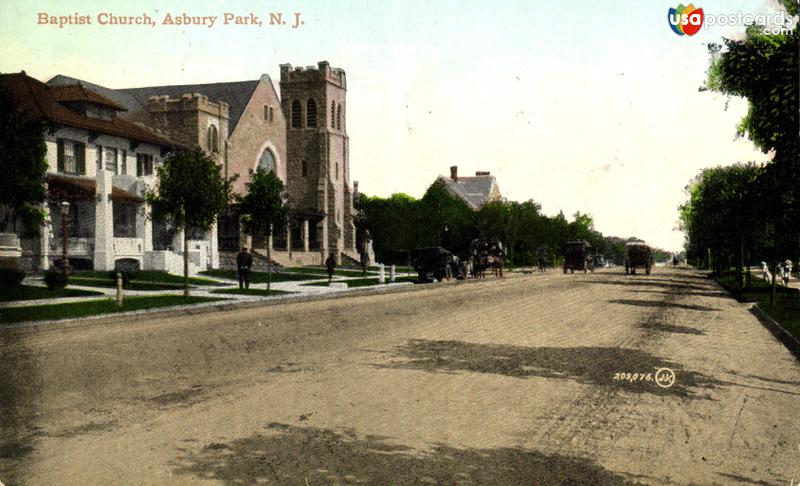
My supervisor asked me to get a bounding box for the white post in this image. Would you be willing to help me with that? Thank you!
[389,264,396,283]
[116,272,124,308]
[378,263,385,284]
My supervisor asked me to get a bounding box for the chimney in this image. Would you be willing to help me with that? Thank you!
[450,165,458,181]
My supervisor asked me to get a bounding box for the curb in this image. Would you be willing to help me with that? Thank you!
[0,276,494,331]
[749,304,800,361]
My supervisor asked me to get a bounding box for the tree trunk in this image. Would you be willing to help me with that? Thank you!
[183,227,189,299]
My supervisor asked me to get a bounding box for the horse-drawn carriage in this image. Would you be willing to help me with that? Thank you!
[563,240,592,274]
[623,241,653,275]
[411,246,460,282]
[470,238,505,278]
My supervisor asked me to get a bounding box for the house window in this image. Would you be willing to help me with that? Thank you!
[207,125,219,153]
[306,99,317,128]
[291,100,302,128]
[113,202,137,238]
[331,101,336,128]
[301,160,307,177]
[57,139,85,175]
[336,103,342,131]
[136,153,154,177]
[121,150,127,175]
[105,147,118,174]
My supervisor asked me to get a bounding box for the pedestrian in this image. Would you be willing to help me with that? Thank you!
[325,252,336,284]
[236,246,253,290]
[782,259,792,286]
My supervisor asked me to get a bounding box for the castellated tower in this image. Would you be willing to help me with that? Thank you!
[144,93,229,167]
[280,61,356,262]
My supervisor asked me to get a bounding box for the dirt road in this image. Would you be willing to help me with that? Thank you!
[1,267,798,485]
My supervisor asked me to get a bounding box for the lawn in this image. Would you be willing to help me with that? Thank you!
[283,267,373,278]
[68,277,186,291]
[209,288,294,297]
[73,270,223,286]
[301,276,417,288]
[0,295,225,324]
[0,285,103,302]
[717,275,800,341]
[200,269,318,283]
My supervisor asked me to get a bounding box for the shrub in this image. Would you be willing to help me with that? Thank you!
[44,269,68,289]
[0,268,25,288]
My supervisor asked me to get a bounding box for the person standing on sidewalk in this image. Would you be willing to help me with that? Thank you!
[325,252,336,285]
[237,247,253,290]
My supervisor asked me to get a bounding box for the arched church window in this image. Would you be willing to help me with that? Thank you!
[258,148,276,174]
[291,100,302,129]
[336,103,342,131]
[207,125,218,153]
[330,101,336,128]
[306,99,317,128]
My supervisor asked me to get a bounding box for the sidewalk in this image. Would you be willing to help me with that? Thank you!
[0,271,414,309]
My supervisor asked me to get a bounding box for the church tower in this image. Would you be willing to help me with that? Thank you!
[280,61,356,262]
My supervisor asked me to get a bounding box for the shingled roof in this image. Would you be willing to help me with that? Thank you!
[48,75,263,136]
[436,169,501,210]
[49,83,128,111]
[1,72,175,147]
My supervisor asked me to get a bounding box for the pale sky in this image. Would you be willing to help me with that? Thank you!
[1,0,788,251]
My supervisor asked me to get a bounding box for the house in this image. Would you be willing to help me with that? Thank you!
[436,165,503,210]
[0,71,220,274]
[48,61,360,267]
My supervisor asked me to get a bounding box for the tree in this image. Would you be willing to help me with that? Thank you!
[237,168,288,290]
[146,148,232,298]
[704,2,799,303]
[0,88,48,239]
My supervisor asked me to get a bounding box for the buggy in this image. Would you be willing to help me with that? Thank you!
[411,247,459,282]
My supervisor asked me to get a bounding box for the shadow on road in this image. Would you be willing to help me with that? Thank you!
[376,340,723,398]
[591,280,712,292]
[608,299,719,312]
[171,422,641,485]
[0,330,42,483]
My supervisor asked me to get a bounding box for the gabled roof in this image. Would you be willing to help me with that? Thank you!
[437,174,499,210]
[0,72,175,147]
[48,74,265,136]
[50,83,128,111]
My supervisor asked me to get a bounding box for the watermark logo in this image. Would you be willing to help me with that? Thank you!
[654,367,676,388]
[668,4,705,36]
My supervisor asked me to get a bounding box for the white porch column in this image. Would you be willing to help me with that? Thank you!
[93,169,114,270]
[40,203,51,270]
[140,204,153,253]
[303,219,309,253]
[210,220,219,269]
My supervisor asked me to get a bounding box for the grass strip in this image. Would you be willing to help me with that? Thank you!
[0,295,225,324]
[0,285,103,302]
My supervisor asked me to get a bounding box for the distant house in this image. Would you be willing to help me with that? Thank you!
[436,165,502,210]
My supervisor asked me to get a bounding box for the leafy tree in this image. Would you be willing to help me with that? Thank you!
[0,87,48,239]
[237,168,288,290]
[146,148,232,298]
[702,2,799,302]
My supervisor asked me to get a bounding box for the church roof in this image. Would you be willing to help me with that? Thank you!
[48,75,266,136]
